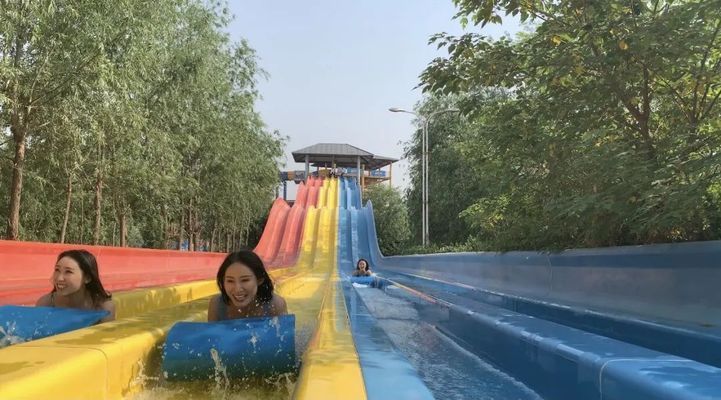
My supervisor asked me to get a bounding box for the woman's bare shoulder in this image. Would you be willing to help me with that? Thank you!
[207,294,223,322]
[271,294,288,316]
[35,293,52,306]
[208,294,222,305]
[99,298,115,312]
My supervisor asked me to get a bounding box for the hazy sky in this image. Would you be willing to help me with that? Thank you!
[226,1,522,198]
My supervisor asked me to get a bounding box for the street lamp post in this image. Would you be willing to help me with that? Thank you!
[389,106,459,246]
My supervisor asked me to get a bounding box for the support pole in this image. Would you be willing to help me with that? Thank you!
[361,164,365,192]
[305,155,310,182]
[357,156,361,201]
[422,119,428,247]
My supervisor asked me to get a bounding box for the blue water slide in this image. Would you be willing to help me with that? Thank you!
[336,179,435,399]
[339,178,347,209]
[349,208,360,271]
[358,199,721,399]
[338,208,353,275]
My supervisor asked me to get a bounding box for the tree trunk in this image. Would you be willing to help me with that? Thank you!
[187,199,194,251]
[209,225,216,252]
[178,210,185,250]
[80,194,85,244]
[119,211,127,247]
[161,205,171,249]
[6,121,27,240]
[225,230,230,252]
[193,208,201,251]
[59,174,72,243]
[159,205,165,248]
[5,28,28,241]
[93,170,103,244]
[193,216,203,251]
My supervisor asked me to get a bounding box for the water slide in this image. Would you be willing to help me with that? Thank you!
[254,176,319,268]
[0,241,226,306]
[2,176,721,399]
[0,177,368,399]
[0,178,323,307]
[336,177,721,400]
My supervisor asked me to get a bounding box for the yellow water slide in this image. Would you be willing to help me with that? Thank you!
[0,178,365,400]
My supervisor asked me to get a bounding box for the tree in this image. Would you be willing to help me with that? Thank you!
[417,0,721,249]
[402,95,488,247]
[365,184,411,255]
[0,0,173,239]
[0,0,284,248]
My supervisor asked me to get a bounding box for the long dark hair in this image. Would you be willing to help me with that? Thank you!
[54,249,111,306]
[356,258,370,271]
[216,250,274,305]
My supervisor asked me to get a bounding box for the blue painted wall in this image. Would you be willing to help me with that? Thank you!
[362,201,721,327]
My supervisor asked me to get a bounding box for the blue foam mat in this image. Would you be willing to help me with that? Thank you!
[350,276,375,285]
[162,314,296,380]
[0,305,109,347]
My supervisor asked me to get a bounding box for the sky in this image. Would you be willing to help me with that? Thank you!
[226,1,522,198]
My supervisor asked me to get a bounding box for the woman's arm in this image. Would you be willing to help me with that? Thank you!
[99,300,116,323]
[207,295,219,322]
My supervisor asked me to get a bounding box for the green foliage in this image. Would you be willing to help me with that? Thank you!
[365,184,411,255]
[0,0,283,248]
[402,95,487,247]
[415,0,721,250]
[399,242,480,256]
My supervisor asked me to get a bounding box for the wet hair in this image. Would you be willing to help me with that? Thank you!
[356,258,369,271]
[216,250,274,305]
[54,249,111,306]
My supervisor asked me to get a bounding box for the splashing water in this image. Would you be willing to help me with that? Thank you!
[0,323,26,348]
[268,316,282,337]
[210,348,230,396]
[263,372,296,396]
[130,359,160,391]
[248,333,259,353]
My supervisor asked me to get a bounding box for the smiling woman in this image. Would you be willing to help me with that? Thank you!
[207,250,288,321]
[35,249,115,323]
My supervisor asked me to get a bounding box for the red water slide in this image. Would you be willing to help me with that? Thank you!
[268,203,307,267]
[0,241,226,306]
[306,185,319,208]
[253,198,291,262]
[253,178,322,267]
[0,178,325,306]
[296,180,309,206]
